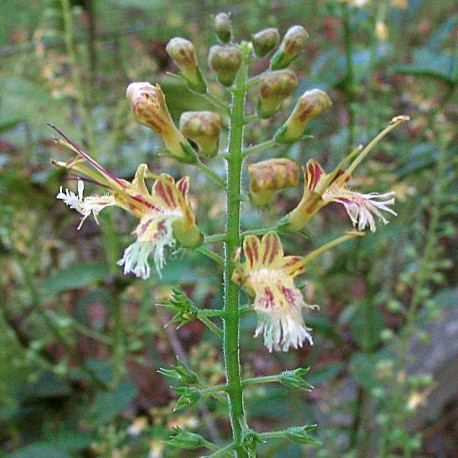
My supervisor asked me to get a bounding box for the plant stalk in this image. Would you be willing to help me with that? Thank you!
[222,46,250,457]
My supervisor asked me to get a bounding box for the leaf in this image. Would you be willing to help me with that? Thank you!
[391,49,456,85]
[43,426,94,451]
[43,262,108,295]
[9,444,71,458]
[308,363,344,385]
[349,302,385,349]
[349,352,381,391]
[395,143,437,178]
[82,381,137,427]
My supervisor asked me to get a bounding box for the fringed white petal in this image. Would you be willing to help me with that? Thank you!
[57,181,115,229]
[324,185,397,232]
[117,215,177,279]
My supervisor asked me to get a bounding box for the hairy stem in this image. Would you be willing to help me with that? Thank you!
[222,46,250,457]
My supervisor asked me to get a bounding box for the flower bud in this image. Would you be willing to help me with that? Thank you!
[179,111,221,157]
[270,25,309,70]
[274,89,332,143]
[257,69,298,118]
[249,158,299,207]
[252,28,280,57]
[166,37,207,93]
[214,12,232,43]
[208,45,242,87]
[126,82,197,163]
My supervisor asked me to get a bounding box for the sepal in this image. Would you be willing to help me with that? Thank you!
[172,386,201,411]
[160,287,198,328]
[158,357,198,385]
[285,425,321,445]
[166,428,207,449]
[241,429,265,456]
[279,367,313,391]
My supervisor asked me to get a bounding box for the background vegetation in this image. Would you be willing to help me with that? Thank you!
[0,0,456,456]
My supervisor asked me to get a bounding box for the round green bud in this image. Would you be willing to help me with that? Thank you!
[208,45,242,87]
[214,12,232,43]
[179,111,222,157]
[252,28,280,57]
[257,69,298,118]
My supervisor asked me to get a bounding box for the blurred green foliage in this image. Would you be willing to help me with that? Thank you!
[0,0,457,457]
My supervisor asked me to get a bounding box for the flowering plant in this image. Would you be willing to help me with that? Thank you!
[52,12,408,456]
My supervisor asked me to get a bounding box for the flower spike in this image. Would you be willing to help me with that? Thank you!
[233,232,317,352]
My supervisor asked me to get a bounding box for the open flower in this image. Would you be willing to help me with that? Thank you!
[232,232,316,352]
[284,159,396,232]
[53,127,202,279]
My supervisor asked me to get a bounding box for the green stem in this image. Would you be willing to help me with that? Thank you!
[198,309,227,317]
[243,114,259,124]
[342,2,357,150]
[196,160,226,188]
[197,246,224,265]
[111,285,125,387]
[341,116,409,180]
[198,315,223,338]
[222,45,250,458]
[242,138,277,158]
[240,225,279,237]
[204,91,231,115]
[301,231,364,267]
[242,375,280,387]
[60,0,96,155]
[204,233,227,243]
[206,442,236,457]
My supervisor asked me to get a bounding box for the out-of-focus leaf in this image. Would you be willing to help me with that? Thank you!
[82,381,137,427]
[305,315,343,344]
[395,143,437,178]
[391,49,456,84]
[9,444,71,458]
[349,302,385,349]
[426,14,458,51]
[21,370,72,400]
[308,363,344,385]
[43,262,108,295]
[349,352,381,390]
[44,426,94,451]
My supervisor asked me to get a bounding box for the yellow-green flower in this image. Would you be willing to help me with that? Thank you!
[53,128,202,279]
[232,232,316,352]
